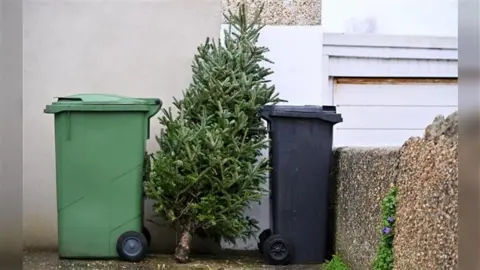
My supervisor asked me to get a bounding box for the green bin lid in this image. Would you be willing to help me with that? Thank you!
[44,93,162,115]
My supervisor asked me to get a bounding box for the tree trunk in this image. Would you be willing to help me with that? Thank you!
[174,229,193,263]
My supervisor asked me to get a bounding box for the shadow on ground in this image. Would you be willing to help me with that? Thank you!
[24,251,322,270]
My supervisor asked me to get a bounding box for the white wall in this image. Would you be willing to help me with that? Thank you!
[23,0,222,250]
[322,0,458,37]
[219,24,324,250]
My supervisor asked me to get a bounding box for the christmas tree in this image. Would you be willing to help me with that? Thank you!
[145,3,284,263]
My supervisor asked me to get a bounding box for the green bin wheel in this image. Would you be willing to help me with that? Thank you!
[116,231,148,262]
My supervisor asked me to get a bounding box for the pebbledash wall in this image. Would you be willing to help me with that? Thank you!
[332,111,458,269]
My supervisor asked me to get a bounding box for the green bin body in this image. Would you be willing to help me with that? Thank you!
[44,94,161,259]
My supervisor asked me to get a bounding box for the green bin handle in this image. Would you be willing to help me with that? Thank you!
[142,98,162,140]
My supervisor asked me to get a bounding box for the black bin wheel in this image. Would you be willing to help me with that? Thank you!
[142,226,152,247]
[257,229,272,254]
[116,231,148,262]
[262,234,293,265]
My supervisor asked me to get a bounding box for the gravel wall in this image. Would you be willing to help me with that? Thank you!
[331,111,458,270]
[222,0,322,25]
[331,147,399,269]
[393,112,458,269]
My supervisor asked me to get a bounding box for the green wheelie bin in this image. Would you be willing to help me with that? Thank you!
[44,94,162,262]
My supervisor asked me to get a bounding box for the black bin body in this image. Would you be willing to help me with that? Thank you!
[260,105,342,265]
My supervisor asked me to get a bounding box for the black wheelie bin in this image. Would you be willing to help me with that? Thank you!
[258,105,343,265]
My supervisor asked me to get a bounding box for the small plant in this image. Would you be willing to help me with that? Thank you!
[322,254,350,270]
[372,185,397,270]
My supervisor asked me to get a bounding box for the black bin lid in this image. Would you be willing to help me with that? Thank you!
[260,105,343,123]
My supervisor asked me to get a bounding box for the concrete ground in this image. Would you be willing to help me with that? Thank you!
[24,251,322,269]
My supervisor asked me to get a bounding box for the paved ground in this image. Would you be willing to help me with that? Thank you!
[24,251,321,269]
